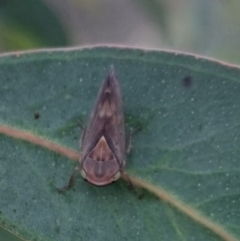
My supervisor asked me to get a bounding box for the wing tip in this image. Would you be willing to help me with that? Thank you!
[109,64,114,72]
[105,65,118,87]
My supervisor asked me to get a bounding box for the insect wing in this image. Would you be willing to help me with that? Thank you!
[81,67,125,168]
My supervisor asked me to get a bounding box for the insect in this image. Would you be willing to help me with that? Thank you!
[59,66,128,191]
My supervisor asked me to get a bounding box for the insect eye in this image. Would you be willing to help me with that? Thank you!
[80,169,87,179]
[112,171,121,182]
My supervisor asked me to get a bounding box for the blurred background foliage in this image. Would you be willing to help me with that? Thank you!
[0,0,240,63]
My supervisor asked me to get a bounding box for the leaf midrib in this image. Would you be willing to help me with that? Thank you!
[0,123,238,241]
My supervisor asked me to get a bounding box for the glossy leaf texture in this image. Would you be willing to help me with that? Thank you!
[0,47,239,241]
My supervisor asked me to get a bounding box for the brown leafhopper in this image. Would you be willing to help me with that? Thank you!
[59,66,127,191]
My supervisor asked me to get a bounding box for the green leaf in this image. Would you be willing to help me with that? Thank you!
[0,47,239,241]
[0,0,69,51]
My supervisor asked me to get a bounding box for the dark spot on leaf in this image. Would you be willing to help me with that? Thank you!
[182,76,192,87]
[198,124,202,131]
[138,193,144,200]
[34,112,40,119]
[13,209,16,213]
[55,226,60,233]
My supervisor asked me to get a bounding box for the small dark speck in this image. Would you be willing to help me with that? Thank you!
[138,193,144,200]
[198,124,203,131]
[55,226,60,233]
[34,112,40,119]
[182,76,192,87]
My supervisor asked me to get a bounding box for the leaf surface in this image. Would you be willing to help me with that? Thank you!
[0,47,239,241]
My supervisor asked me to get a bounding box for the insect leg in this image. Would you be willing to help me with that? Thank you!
[79,127,86,149]
[126,127,141,154]
[120,170,143,199]
[120,170,134,189]
[57,166,80,193]
[77,119,86,149]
